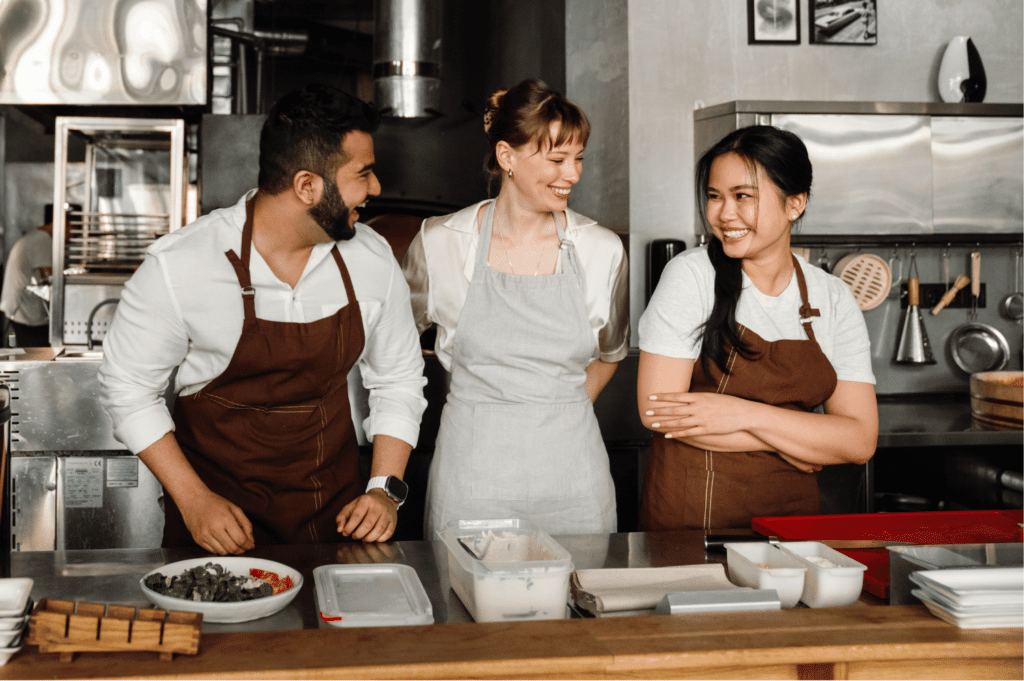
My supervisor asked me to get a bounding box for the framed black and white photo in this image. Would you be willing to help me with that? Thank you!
[810,0,877,45]
[747,0,801,45]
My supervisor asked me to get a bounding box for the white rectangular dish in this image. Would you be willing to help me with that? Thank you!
[778,542,867,608]
[915,593,1024,629]
[313,564,433,628]
[439,518,573,622]
[0,580,32,618]
[724,543,806,608]
[908,568,1023,608]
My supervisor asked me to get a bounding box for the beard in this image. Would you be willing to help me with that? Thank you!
[308,177,357,241]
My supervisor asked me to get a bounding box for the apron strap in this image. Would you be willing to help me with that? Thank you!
[224,198,258,323]
[330,245,357,303]
[793,254,820,343]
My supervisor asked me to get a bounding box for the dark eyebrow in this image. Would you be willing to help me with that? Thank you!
[730,184,757,191]
[357,163,375,174]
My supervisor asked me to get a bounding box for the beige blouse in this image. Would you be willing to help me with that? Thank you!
[402,200,630,371]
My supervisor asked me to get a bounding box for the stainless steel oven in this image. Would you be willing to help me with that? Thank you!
[51,117,187,348]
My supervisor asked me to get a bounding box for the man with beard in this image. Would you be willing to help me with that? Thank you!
[99,85,427,554]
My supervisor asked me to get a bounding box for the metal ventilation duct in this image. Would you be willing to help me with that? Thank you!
[373,0,442,118]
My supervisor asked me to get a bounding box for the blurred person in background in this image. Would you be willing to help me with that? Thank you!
[0,204,54,347]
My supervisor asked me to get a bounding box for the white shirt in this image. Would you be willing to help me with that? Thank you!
[402,200,630,371]
[639,248,875,385]
[98,191,428,455]
[0,229,51,326]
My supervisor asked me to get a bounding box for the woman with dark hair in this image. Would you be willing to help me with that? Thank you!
[403,79,628,537]
[637,125,877,531]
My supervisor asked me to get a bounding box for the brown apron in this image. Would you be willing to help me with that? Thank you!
[640,257,838,531]
[163,199,365,547]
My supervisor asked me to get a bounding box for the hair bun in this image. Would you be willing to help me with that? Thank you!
[483,88,508,134]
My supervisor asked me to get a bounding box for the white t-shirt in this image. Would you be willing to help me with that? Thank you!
[0,229,52,326]
[639,248,875,385]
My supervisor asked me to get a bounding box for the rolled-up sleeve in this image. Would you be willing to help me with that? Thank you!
[98,253,188,453]
[599,245,630,363]
[401,227,433,335]
[360,254,428,448]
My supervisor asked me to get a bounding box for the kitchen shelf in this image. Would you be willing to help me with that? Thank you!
[876,393,1021,447]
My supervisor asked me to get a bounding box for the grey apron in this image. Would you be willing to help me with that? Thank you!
[424,201,617,537]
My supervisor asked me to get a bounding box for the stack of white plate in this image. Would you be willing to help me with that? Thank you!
[909,567,1023,629]
[0,578,33,664]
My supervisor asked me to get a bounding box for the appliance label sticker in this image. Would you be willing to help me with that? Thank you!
[106,458,139,488]
[65,458,104,508]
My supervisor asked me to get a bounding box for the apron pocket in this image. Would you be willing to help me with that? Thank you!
[470,400,598,501]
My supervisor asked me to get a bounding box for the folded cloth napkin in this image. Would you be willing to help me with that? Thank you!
[570,564,738,616]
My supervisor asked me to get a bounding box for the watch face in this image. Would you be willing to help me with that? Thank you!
[385,476,409,503]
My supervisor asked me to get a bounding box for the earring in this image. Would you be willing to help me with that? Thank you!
[791,214,798,220]
[508,168,513,180]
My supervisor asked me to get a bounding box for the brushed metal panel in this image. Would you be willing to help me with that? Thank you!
[932,117,1024,234]
[2,361,123,451]
[0,0,207,105]
[772,114,933,235]
[10,457,56,551]
[60,456,164,550]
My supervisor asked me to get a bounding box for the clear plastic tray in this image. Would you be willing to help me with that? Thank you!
[313,564,433,628]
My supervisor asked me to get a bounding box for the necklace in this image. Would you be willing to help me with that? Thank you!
[495,211,557,276]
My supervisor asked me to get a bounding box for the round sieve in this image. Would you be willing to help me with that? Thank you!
[835,253,891,311]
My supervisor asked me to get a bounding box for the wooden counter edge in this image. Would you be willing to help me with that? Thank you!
[0,606,1020,680]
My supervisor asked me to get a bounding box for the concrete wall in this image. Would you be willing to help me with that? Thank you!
[565,0,629,234]
[626,0,1024,344]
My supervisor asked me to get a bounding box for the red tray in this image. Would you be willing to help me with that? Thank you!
[751,510,1024,599]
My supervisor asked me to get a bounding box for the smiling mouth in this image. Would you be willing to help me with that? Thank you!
[551,187,571,198]
[721,228,750,239]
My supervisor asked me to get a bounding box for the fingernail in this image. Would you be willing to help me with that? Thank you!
[665,433,673,439]
[651,423,660,428]
[649,395,658,401]
[645,410,654,416]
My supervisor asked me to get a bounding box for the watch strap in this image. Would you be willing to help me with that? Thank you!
[366,475,405,508]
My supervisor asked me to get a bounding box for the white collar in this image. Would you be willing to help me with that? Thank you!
[441,199,596,237]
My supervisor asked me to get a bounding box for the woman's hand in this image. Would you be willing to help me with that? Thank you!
[645,391,760,438]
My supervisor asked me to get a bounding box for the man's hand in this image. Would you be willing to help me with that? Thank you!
[337,490,398,542]
[179,489,255,555]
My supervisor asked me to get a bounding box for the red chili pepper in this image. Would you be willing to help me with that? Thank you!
[320,611,344,622]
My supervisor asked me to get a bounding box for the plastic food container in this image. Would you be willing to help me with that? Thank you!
[724,542,806,608]
[778,542,868,608]
[313,564,433,628]
[438,518,573,622]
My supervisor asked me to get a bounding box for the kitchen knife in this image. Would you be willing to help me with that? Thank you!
[704,535,912,552]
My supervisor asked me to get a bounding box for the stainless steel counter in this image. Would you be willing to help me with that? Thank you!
[10,530,727,634]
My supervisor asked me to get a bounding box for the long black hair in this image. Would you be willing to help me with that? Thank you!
[694,125,812,377]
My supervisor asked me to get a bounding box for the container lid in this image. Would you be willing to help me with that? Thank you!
[438,518,573,576]
[0,580,32,618]
[313,564,433,628]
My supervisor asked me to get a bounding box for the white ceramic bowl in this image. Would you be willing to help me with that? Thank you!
[0,614,29,632]
[0,580,32,618]
[140,557,303,624]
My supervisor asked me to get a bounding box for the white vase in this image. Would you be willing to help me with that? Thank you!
[938,36,987,103]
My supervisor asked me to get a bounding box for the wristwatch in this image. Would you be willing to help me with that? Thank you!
[365,475,408,508]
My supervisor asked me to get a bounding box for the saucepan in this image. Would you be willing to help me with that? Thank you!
[949,252,1010,374]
